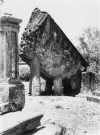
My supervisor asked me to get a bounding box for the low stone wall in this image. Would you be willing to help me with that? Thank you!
[81,72,100,94]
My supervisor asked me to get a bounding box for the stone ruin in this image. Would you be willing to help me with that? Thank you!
[0,14,25,115]
[20,8,89,96]
[0,7,89,115]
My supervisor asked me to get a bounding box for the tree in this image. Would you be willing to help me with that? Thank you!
[77,27,100,73]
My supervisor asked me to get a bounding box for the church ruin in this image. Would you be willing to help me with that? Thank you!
[20,8,88,96]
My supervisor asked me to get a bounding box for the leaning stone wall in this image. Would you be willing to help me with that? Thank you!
[20,8,88,96]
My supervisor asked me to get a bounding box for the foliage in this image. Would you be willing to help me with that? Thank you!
[19,56,23,62]
[19,65,30,81]
[19,65,46,91]
[77,27,100,73]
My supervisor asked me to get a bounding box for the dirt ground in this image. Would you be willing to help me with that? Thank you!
[23,82,100,135]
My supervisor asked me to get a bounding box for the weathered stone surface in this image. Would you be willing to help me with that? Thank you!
[29,53,41,96]
[0,14,25,114]
[53,77,63,95]
[82,72,95,90]
[63,70,82,96]
[93,91,100,97]
[20,8,88,95]
[87,90,100,104]
[24,124,62,135]
[0,103,10,115]
[0,82,25,115]
[87,95,100,104]
[0,111,43,135]
[9,82,25,111]
[81,72,100,94]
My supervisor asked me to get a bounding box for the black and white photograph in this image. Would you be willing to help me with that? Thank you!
[0,0,100,134]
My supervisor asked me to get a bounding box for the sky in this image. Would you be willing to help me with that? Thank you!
[1,0,100,46]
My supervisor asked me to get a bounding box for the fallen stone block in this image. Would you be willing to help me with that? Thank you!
[87,95,100,104]
[92,91,100,97]
[0,82,25,115]
[24,123,62,135]
[0,111,43,135]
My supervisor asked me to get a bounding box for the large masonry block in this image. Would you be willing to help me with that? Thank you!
[0,14,25,115]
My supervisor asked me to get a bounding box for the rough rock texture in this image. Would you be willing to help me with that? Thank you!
[87,91,100,104]
[21,86,100,135]
[81,72,100,94]
[0,82,25,115]
[20,8,88,95]
[0,15,25,115]
[0,111,43,135]
[30,124,62,135]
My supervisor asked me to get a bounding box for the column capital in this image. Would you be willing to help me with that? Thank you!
[1,14,22,30]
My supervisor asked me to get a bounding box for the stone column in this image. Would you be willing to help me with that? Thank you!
[0,14,25,115]
[81,72,95,94]
[29,53,41,96]
[53,76,63,95]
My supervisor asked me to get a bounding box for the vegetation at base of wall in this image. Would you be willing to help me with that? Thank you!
[77,27,100,73]
[19,65,30,81]
[19,65,46,92]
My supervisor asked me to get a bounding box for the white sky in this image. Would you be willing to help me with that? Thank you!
[2,0,100,46]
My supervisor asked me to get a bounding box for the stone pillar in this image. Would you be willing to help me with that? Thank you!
[53,76,63,95]
[81,72,95,94]
[29,53,41,96]
[0,14,25,115]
